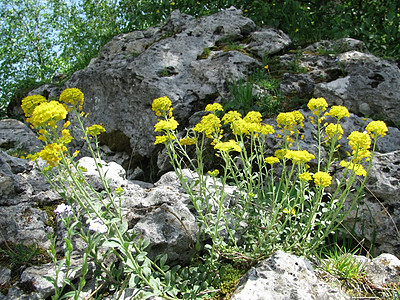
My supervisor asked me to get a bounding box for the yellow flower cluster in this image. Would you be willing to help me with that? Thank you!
[28,101,68,128]
[276,111,304,132]
[152,96,173,117]
[214,140,241,152]
[339,160,367,176]
[265,156,280,165]
[154,135,170,145]
[193,114,221,138]
[221,111,242,124]
[28,143,67,167]
[208,169,220,177]
[324,123,344,140]
[327,105,349,120]
[21,95,47,117]
[60,129,74,144]
[154,118,179,132]
[284,150,315,164]
[87,124,106,136]
[365,120,388,138]
[205,103,223,113]
[313,171,332,187]
[348,131,371,152]
[59,88,84,110]
[307,97,328,115]
[179,136,197,146]
[274,149,288,159]
[299,172,312,181]
[243,111,263,124]
[227,111,274,137]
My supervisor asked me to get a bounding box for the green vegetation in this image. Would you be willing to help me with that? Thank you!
[1,0,399,119]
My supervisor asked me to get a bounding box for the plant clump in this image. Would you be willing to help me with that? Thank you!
[16,87,391,299]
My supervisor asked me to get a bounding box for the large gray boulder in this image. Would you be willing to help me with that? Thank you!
[28,7,292,170]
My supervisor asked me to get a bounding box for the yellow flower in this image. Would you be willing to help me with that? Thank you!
[154,135,169,145]
[243,111,262,124]
[87,124,106,136]
[276,111,304,131]
[115,186,124,196]
[193,114,221,138]
[208,169,219,177]
[29,101,68,128]
[154,117,179,132]
[214,140,241,152]
[313,171,332,187]
[299,172,312,181]
[328,105,349,120]
[29,143,67,167]
[284,150,315,164]
[152,96,173,117]
[59,88,84,109]
[231,118,249,136]
[353,149,371,162]
[258,123,275,135]
[325,123,344,140]
[179,136,196,145]
[276,112,296,127]
[264,65,269,70]
[307,97,328,115]
[222,111,242,124]
[274,149,288,159]
[265,156,280,165]
[365,120,388,138]
[60,129,74,144]
[205,103,224,113]
[347,131,371,151]
[340,160,367,176]
[21,95,47,117]
[283,208,296,216]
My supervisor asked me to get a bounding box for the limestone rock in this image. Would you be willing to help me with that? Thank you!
[314,51,400,122]
[0,266,11,286]
[26,7,290,171]
[365,253,400,288]
[0,119,42,154]
[247,28,291,57]
[345,151,400,257]
[231,251,349,300]
[304,38,369,54]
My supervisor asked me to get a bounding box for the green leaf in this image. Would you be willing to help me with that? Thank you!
[129,274,140,288]
[159,253,168,268]
[119,221,129,234]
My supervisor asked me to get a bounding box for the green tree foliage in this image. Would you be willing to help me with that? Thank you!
[1,0,399,119]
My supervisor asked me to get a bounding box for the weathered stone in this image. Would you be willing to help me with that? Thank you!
[280,73,315,98]
[0,119,42,154]
[247,28,292,57]
[0,266,11,286]
[231,251,349,300]
[0,203,50,249]
[345,151,400,257]
[365,253,400,288]
[304,38,369,54]
[314,51,400,122]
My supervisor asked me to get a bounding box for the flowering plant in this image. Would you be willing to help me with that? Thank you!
[153,96,388,261]
[22,90,184,299]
